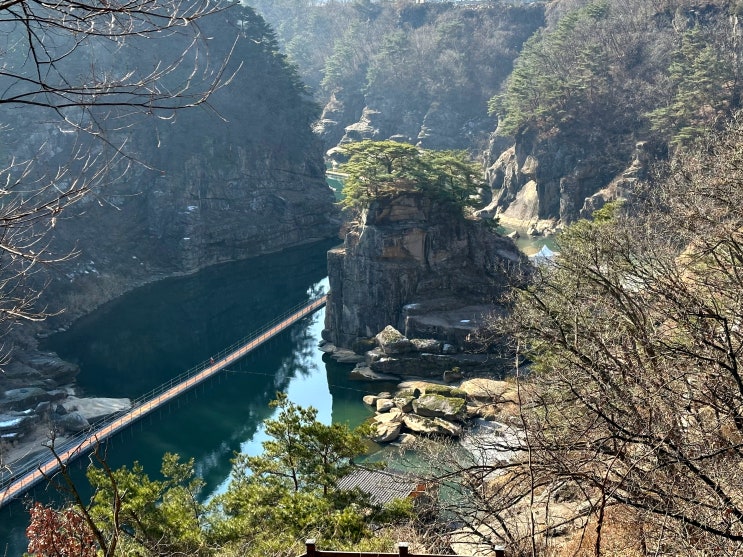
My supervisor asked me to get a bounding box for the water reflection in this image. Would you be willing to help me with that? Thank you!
[1,240,395,554]
[0,241,351,555]
[43,241,338,398]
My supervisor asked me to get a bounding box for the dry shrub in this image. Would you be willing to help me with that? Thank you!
[549,505,645,557]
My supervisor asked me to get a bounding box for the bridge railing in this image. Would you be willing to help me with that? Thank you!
[0,293,327,502]
[125,293,326,410]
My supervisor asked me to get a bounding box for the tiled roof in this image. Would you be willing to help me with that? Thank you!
[337,468,420,505]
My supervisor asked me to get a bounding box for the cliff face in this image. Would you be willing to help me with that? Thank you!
[478,1,739,232]
[478,130,638,232]
[26,6,340,321]
[324,193,528,349]
[315,3,546,156]
[0,6,340,448]
[44,138,337,319]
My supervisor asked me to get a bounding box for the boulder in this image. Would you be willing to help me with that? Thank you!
[393,396,414,413]
[350,364,399,381]
[396,433,417,446]
[410,338,441,353]
[370,353,459,377]
[466,403,498,421]
[1,361,43,381]
[363,395,379,406]
[55,411,90,433]
[376,326,413,355]
[459,378,512,404]
[423,384,467,399]
[413,393,466,422]
[330,348,366,364]
[397,380,444,394]
[62,397,131,421]
[376,399,395,413]
[402,414,462,437]
[351,337,378,354]
[23,354,79,383]
[398,382,466,399]
[372,420,402,443]
[459,379,519,419]
[1,387,58,410]
[0,413,39,434]
[365,347,386,363]
[371,409,404,443]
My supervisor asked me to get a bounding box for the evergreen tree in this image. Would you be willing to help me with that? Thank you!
[26,397,401,557]
[210,393,385,555]
[339,140,482,213]
[648,24,735,146]
[490,2,612,137]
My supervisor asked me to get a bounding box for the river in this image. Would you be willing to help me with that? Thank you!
[0,239,393,555]
[0,228,556,553]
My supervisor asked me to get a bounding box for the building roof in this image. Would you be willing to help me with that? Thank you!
[337,468,421,506]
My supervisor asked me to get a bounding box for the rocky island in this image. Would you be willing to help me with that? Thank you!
[323,191,527,351]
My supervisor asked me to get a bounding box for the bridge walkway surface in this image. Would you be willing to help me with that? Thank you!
[0,294,327,509]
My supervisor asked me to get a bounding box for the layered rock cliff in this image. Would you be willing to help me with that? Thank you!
[24,5,341,322]
[478,1,739,232]
[323,193,528,349]
[477,130,649,233]
[0,6,338,449]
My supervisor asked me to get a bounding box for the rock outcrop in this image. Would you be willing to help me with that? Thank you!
[315,3,546,157]
[0,337,132,449]
[365,379,515,444]
[334,324,495,381]
[479,132,656,231]
[323,192,528,349]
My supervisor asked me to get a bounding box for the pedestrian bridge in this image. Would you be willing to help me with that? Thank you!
[0,294,327,509]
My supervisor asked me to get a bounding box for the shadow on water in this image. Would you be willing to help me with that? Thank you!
[43,240,338,398]
[1,240,349,555]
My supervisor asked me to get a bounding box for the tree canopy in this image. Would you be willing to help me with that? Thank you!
[210,394,384,555]
[475,114,743,555]
[647,23,735,146]
[338,140,482,214]
[27,395,410,557]
[490,0,741,148]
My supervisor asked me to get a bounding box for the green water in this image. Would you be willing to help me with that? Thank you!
[0,240,388,555]
[497,225,559,257]
[0,222,556,553]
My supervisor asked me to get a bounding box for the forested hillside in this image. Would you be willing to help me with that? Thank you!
[251,0,743,230]
[484,0,743,229]
[249,0,546,150]
[18,2,743,557]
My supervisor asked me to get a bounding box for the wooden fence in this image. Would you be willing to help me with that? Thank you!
[300,540,505,557]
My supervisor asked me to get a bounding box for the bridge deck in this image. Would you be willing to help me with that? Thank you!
[0,294,327,509]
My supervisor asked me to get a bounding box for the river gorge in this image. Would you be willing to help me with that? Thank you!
[0,240,397,555]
